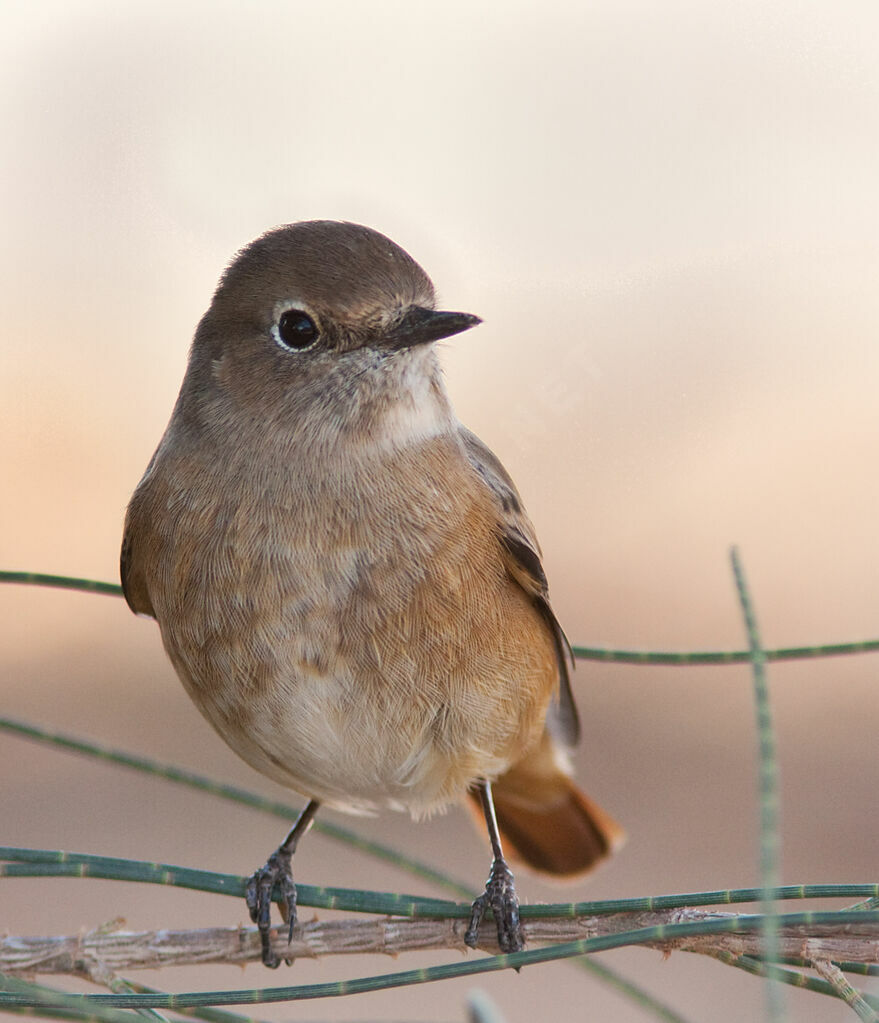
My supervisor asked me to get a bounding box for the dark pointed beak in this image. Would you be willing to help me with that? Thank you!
[380,306,482,351]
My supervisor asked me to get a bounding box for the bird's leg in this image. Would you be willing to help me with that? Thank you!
[464,779,524,953]
[245,798,320,968]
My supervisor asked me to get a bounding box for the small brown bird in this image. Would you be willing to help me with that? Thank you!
[121,221,623,966]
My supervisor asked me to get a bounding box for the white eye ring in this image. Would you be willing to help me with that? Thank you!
[272,303,321,352]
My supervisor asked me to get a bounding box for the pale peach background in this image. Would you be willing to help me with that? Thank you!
[2,2,879,1020]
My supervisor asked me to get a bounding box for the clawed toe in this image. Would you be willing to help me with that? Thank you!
[464,857,524,953]
[245,847,297,968]
[244,801,319,968]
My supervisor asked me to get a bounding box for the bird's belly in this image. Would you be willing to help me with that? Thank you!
[194,658,511,814]
[151,447,557,814]
[164,582,548,815]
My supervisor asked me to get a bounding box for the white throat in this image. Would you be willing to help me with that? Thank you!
[337,345,453,458]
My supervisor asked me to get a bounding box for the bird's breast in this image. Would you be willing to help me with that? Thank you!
[136,434,556,812]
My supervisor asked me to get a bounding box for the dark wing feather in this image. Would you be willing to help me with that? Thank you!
[459,427,580,746]
[120,520,155,619]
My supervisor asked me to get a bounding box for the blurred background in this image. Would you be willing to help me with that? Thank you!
[2,1,878,1020]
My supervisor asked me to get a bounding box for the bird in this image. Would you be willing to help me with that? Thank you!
[121,220,624,967]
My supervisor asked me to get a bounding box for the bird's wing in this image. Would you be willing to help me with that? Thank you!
[459,426,580,747]
[120,516,156,619]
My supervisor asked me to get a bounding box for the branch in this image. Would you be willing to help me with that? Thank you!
[4,909,879,977]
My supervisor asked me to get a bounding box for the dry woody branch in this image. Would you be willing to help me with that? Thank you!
[4,909,879,978]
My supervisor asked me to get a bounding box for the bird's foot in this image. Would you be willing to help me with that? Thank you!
[245,846,297,968]
[464,856,524,953]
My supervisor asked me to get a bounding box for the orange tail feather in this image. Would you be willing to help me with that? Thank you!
[469,731,625,877]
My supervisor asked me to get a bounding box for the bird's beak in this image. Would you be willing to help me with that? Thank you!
[380,306,482,351]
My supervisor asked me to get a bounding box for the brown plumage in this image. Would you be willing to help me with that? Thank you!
[121,220,622,965]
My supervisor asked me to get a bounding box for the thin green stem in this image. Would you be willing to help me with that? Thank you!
[848,896,879,912]
[0,973,148,1023]
[571,640,879,663]
[730,546,784,1023]
[0,572,122,597]
[768,956,879,978]
[812,960,879,1021]
[713,953,879,1013]
[3,847,877,918]
[0,849,455,916]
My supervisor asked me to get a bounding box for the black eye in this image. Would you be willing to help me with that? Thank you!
[277,309,319,350]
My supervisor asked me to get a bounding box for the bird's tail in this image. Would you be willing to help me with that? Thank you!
[468,730,625,877]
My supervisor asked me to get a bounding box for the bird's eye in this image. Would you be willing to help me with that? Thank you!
[276,309,319,351]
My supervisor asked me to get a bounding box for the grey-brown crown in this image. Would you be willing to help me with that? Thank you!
[212,221,437,324]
